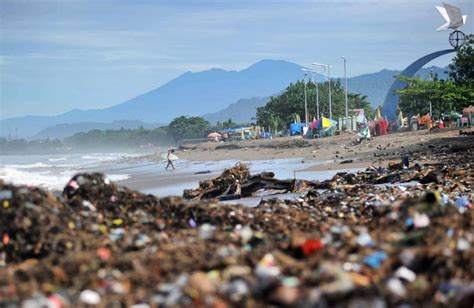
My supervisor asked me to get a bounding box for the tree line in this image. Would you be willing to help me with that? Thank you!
[256,79,375,130]
[396,35,473,118]
[0,118,240,154]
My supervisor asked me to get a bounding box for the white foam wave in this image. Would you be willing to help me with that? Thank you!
[48,157,67,162]
[81,153,145,161]
[5,162,75,169]
[5,162,50,169]
[107,174,131,182]
[0,167,75,191]
[0,166,130,191]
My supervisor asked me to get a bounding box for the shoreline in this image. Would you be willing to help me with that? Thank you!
[127,129,466,193]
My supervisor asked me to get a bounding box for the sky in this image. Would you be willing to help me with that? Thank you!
[1,0,473,119]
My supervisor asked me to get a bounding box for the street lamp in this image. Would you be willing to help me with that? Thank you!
[301,70,309,125]
[427,69,434,117]
[312,62,332,119]
[302,68,320,119]
[342,56,348,118]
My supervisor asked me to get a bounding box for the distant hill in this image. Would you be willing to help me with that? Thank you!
[33,120,163,139]
[202,66,450,123]
[202,96,271,124]
[0,59,449,139]
[346,66,449,108]
[1,60,308,138]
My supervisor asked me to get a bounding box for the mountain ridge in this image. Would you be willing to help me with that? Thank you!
[0,60,449,139]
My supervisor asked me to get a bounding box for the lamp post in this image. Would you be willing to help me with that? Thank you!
[424,69,434,118]
[302,68,320,119]
[303,72,309,125]
[342,56,348,118]
[314,76,320,119]
[312,62,332,119]
[429,69,433,117]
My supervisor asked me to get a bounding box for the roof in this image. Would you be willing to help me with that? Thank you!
[463,105,474,113]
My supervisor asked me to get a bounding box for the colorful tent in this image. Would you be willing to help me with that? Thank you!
[397,111,408,127]
[309,117,337,129]
[375,108,382,120]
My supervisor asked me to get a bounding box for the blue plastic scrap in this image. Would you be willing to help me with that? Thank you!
[364,251,388,268]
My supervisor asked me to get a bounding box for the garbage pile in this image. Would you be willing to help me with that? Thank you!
[183,163,318,201]
[0,143,473,307]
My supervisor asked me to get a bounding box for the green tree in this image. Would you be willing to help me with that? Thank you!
[168,116,211,141]
[222,118,237,129]
[396,76,473,118]
[449,34,474,87]
[64,126,172,149]
[396,37,474,118]
[256,79,374,128]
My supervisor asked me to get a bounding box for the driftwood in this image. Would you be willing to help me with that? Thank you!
[183,164,319,201]
[183,158,452,201]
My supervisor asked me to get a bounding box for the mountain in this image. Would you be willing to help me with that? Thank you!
[1,60,307,138]
[202,66,450,124]
[346,66,449,108]
[33,120,163,140]
[202,96,271,124]
[1,59,449,139]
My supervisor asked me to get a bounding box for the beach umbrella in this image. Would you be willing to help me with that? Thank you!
[310,117,336,129]
[309,118,320,129]
[324,117,338,127]
[207,132,222,138]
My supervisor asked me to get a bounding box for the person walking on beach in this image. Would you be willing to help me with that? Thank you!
[166,149,175,171]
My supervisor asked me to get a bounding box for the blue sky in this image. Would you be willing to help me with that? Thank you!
[1,0,473,118]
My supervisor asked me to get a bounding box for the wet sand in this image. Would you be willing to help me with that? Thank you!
[117,157,365,197]
[119,128,469,196]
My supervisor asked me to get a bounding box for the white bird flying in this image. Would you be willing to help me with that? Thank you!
[436,2,467,31]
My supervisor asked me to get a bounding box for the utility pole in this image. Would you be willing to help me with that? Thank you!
[328,65,332,119]
[427,69,434,117]
[303,73,308,125]
[302,68,320,119]
[315,78,320,119]
[312,62,332,119]
[342,56,348,118]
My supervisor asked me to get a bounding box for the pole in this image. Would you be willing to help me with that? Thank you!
[304,74,308,125]
[343,56,348,118]
[315,80,320,119]
[328,65,332,119]
[428,69,433,118]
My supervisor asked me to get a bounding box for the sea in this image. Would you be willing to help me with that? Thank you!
[0,152,143,192]
[0,153,363,198]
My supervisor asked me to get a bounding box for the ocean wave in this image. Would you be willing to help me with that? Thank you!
[107,174,131,182]
[0,167,75,191]
[4,162,76,169]
[81,154,126,162]
[48,157,68,162]
[0,167,130,191]
[4,162,51,169]
[81,153,145,161]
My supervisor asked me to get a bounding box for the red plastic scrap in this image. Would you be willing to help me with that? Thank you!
[302,239,324,256]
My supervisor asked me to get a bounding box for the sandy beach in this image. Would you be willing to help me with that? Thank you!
[155,128,463,164]
[117,128,470,197]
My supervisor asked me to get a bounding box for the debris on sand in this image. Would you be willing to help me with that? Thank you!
[0,139,473,307]
[183,163,318,200]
